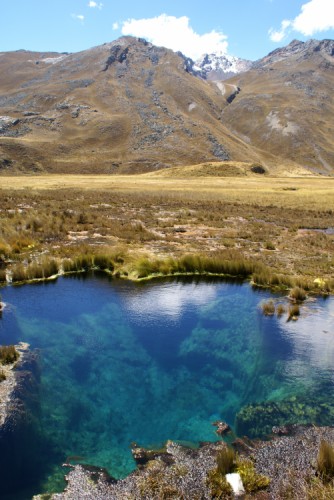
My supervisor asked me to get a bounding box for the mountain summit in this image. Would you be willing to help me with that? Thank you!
[194,53,253,81]
[0,36,333,175]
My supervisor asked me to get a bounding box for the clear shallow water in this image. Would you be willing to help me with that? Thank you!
[0,274,334,498]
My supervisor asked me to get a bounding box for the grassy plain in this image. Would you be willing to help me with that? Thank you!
[0,171,333,291]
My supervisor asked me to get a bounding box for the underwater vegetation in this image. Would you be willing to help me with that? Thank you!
[236,396,334,438]
[0,275,333,496]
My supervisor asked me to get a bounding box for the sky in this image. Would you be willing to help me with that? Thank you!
[0,0,333,61]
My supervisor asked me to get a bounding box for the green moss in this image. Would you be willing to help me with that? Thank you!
[207,468,233,498]
[236,458,270,493]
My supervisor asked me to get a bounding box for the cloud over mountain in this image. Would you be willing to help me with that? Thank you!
[121,14,228,60]
[269,0,334,42]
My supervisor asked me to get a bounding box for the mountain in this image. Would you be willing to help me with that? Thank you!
[0,36,333,175]
[194,53,253,81]
[221,39,334,174]
[0,37,261,174]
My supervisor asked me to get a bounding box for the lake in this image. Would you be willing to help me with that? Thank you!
[0,274,333,498]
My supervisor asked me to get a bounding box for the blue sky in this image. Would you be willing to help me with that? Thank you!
[1,0,333,60]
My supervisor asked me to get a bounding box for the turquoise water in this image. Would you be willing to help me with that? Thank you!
[0,274,334,498]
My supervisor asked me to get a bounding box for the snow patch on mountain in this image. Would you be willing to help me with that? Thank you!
[194,52,253,81]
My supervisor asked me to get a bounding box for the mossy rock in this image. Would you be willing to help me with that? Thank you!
[236,397,334,438]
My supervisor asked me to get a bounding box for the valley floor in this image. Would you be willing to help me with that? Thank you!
[0,173,333,292]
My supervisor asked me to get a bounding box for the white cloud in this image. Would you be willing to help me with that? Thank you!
[269,20,291,42]
[121,14,228,60]
[112,22,119,30]
[88,1,103,9]
[269,0,334,43]
[293,0,334,35]
[72,14,85,23]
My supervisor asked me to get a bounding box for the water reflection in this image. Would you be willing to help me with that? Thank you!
[281,299,334,372]
[121,281,219,321]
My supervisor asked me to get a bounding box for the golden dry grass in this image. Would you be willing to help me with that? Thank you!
[1,173,334,211]
[0,172,333,291]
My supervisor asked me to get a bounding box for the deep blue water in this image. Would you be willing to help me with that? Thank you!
[0,274,333,498]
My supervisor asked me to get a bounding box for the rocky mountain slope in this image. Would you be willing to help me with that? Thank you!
[0,37,333,175]
[223,39,334,174]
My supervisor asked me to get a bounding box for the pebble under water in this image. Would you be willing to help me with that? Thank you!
[0,274,333,498]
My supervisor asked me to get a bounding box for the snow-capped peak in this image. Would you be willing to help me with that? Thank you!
[194,52,253,81]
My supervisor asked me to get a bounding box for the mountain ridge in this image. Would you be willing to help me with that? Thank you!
[0,36,333,175]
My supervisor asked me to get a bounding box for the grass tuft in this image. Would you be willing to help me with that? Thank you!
[290,287,307,302]
[276,304,286,317]
[0,345,19,365]
[262,300,276,316]
[217,447,236,476]
[288,304,300,320]
[317,441,334,482]
[11,265,27,282]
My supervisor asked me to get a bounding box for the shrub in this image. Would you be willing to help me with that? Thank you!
[290,287,307,302]
[63,259,77,273]
[26,263,44,280]
[42,259,59,278]
[306,477,334,498]
[288,304,300,320]
[94,254,114,271]
[77,213,88,224]
[0,370,6,382]
[0,269,6,282]
[0,345,19,365]
[11,265,27,282]
[317,441,334,481]
[0,241,10,258]
[276,304,286,317]
[265,241,276,250]
[262,300,275,316]
[74,255,93,271]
